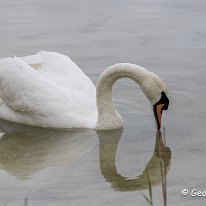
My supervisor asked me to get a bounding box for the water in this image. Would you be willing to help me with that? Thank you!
[0,0,206,205]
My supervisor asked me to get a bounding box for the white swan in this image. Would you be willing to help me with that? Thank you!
[0,51,169,130]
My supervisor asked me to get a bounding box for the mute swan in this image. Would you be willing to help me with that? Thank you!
[0,51,169,130]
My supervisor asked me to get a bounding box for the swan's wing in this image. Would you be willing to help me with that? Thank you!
[0,57,58,114]
[20,51,95,97]
[0,57,97,128]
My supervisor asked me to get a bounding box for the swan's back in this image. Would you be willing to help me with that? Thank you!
[20,51,95,96]
[0,52,97,128]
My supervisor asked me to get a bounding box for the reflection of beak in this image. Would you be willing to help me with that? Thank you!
[154,104,166,130]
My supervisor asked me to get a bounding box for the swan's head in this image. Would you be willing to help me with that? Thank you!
[139,72,169,130]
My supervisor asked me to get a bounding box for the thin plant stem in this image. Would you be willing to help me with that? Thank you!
[143,170,153,206]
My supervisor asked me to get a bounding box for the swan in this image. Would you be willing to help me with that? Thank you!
[0,51,169,130]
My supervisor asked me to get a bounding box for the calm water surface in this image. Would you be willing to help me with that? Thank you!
[0,0,206,205]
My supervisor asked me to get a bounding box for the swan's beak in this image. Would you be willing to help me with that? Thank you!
[154,103,168,130]
[153,92,169,130]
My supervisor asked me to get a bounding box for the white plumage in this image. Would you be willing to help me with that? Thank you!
[0,51,97,128]
[0,51,168,130]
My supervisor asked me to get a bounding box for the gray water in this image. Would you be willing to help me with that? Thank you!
[0,0,206,205]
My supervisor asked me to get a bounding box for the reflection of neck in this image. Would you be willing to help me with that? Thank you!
[97,130,171,192]
[96,63,150,130]
[98,129,123,179]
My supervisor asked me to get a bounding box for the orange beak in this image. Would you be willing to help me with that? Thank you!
[154,104,166,130]
[153,92,169,130]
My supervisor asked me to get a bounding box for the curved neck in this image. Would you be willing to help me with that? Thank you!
[96,63,151,130]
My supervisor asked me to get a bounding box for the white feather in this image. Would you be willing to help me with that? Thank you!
[0,51,97,128]
[0,51,168,129]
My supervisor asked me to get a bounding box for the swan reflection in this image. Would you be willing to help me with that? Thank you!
[97,129,171,192]
[0,120,97,180]
[0,118,171,195]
